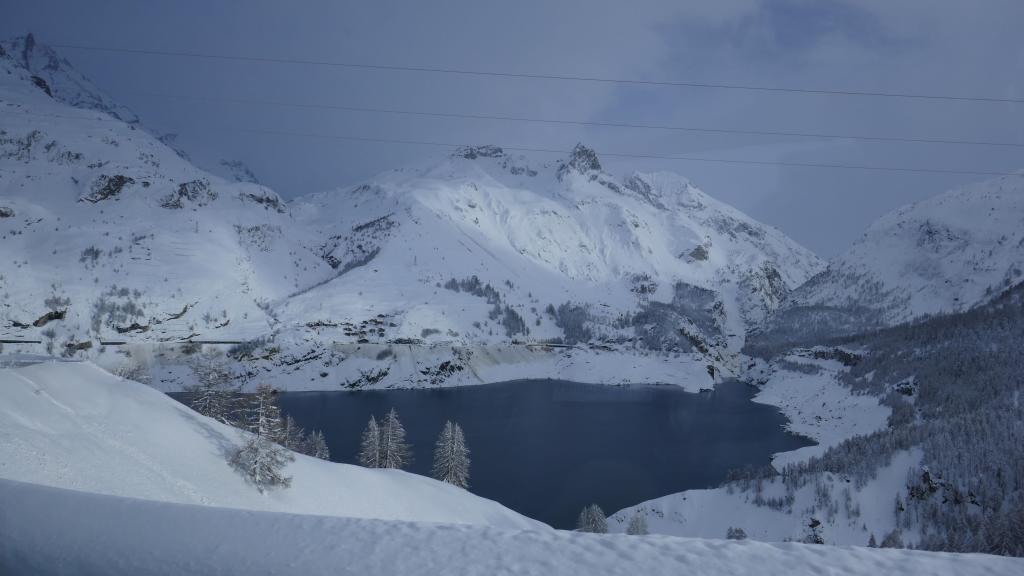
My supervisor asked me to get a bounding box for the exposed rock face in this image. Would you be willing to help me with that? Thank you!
[239,188,286,213]
[33,309,66,327]
[0,206,14,218]
[455,145,505,160]
[558,143,602,179]
[80,174,135,203]
[160,179,217,209]
[30,75,51,97]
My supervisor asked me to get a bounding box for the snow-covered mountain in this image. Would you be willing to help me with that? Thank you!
[0,39,333,349]
[758,174,1024,344]
[0,34,139,125]
[0,36,824,389]
[287,144,822,348]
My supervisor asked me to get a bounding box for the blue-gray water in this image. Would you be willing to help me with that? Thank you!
[272,380,813,529]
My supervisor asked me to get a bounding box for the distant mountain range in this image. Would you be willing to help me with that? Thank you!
[2,34,1021,388]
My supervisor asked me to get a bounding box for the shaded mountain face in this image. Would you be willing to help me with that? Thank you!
[1,34,140,125]
[0,37,824,384]
[754,174,1024,348]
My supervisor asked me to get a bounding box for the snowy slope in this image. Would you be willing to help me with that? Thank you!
[0,34,139,124]
[4,478,1020,576]
[0,37,824,390]
[0,361,540,529]
[611,352,895,546]
[0,41,334,349]
[764,174,1024,337]
[609,449,919,546]
[284,144,822,352]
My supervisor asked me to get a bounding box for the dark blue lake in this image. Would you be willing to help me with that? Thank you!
[274,380,813,529]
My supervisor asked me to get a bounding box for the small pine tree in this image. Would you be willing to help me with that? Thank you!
[230,384,293,491]
[379,408,412,470]
[432,420,470,488]
[880,529,904,549]
[185,351,236,425]
[576,504,608,533]
[803,517,824,545]
[305,429,330,460]
[868,533,878,547]
[726,526,747,540]
[280,414,307,451]
[358,415,382,468]
[626,513,649,536]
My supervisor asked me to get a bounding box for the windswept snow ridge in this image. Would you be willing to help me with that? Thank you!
[3,477,1020,576]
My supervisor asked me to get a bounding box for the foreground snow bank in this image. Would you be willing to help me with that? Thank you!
[2,479,1017,576]
[0,361,539,529]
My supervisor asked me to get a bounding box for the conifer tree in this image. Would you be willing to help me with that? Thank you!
[880,529,904,549]
[185,351,236,425]
[358,415,381,468]
[305,429,331,461]
[280,414,307,451]
[576,504,608,533]
[379,408,412,470]
[432,420,470,488]
[230,384,293,491]
[627,513,649,535]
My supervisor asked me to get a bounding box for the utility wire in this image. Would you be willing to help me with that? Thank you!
[128,90,1024,149]
[52,43,1024,105]
[5,109,1018,178]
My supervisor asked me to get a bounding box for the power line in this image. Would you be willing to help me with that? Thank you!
[52,42,1024,105]
[5,109,1017,178]
[128,90,1024,149]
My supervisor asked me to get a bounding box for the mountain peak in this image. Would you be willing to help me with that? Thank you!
[1,34,140,124]
[566,143,602,172]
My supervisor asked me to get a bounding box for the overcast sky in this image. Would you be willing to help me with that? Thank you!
[3,0,1022,256]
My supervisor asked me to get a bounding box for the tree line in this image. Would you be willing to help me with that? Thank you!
[185,352,475,492]
[184,352,328,491]
[357,408,471,490]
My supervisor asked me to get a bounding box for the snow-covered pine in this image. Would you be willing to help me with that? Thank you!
[881,529,904,549]
[576,504,608,533]
[357,415,381,468]
[379,408,412,470]
[184,351,236,425]
[304,429,330,461]
[230,383,293,491]
[626,512,649,535]
[280,414,307,452]
[431,420,470,489]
